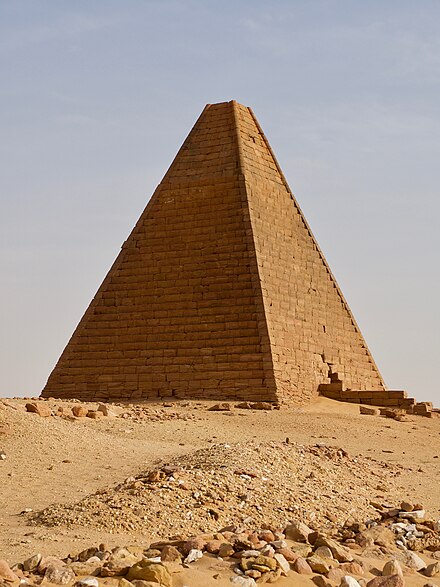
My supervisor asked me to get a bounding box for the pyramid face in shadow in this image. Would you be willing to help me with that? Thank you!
[41,101,385,403]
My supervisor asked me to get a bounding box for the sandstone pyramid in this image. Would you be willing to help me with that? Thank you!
[42,100,387,404]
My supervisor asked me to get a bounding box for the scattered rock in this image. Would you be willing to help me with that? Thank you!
[208,403,231,411]
[285,520,313,542]
[359,406,380,416]
[72,406,88,418]
[184,549,203,564]
[160,546,182,562]
[126,560,172,587]
[45,564,76,585]
[74,578,99,587]
[395,550,426,571]
[341,576,362,587]
[307,555,333,574]
[423,562,439,577]
[382,560,403,579]
[366,575,404,587]
[292,556,313,574]
[26,402,51,417]
[0,560,18,582]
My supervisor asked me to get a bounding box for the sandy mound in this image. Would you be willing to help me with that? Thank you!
[32,440,404,538]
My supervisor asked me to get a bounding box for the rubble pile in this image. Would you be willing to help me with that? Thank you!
[31,441,403,537]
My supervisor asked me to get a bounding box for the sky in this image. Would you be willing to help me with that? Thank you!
[1,0,439,405]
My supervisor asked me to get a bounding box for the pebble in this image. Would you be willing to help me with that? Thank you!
[382,560,403,579]
[424,562,439,577]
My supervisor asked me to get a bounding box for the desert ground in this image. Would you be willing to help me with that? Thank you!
[0,396,439,587]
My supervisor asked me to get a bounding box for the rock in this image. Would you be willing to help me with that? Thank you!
[400,502,414,512]
[360,406,380,416]
[69,562,102,576]
[86,410,103,419]
[356,527,395,550]
[260,545,275,557]
[126,560,172,587]
[184,549,203,564]
[382,560,403,579]
[274,553,290,575]
[230,576,257,586]
[241,555,277,573]
[45,564,76,585]
[244,570,261,579]
[327,569,346,583]
[23,553,42,572]
[72,406,88,417]
[38,557,66,573]
[307,555,333,574]
[290,542,313,557]
[74,579,99,587]
[160,546,181,562]
[340,563,364,576]
[250,402,273,410]
[424,563,439,577]
[0,560,18,582]
[219,543,235,558]
[341,577,362,587]
[399,510,425,520]
[182,537,206,555]
[26,402,51,417]
[97,403,120,417]
[275,547,297,562]
[315,546,334,559]
[208,403,231,411]
[205,540,224,554]
[315,537,353,562]
[285,521,313,542]
[259,530,275,542]
[366,575,404,587]
[292,557,313,575]
[118,580,133,587]
[312,576,334,587]
[395,550,426,571]
[131,582,164,587]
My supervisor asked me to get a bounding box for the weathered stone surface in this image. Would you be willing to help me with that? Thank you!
[0,560,18,582]
[219,543,235,558]
[26,402,51,417]
[307,555,333,574]
[359,406,379,416]
[315,537,353,562]
[423,562,439,577]
[292,556,313,575]
[366,575,404,587]
[72,406,88,418]
[45,564,76,585]
[382,560,403,579]
[341,576,362,587]
[395,550,426,571]
[126,560,172,587]
[160,546,181,562]
[23,553,42,572]
[285,521,313,542]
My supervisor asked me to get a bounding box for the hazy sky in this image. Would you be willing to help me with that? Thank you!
[1,1,439,405]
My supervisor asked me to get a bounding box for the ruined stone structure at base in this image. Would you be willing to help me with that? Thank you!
[42,100,388,404]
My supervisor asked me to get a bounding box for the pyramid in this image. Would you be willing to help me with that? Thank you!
[42,100,386,404]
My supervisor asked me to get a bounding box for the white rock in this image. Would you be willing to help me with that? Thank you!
[230,576,257,586]
[184,549,203,564]
[274,553,290,575]
[397,550,426,571]
[399,510,425,519]
[341,576,361,587]
[74,578,99,587]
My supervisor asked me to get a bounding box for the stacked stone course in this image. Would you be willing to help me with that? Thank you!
[42,100,395,404]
